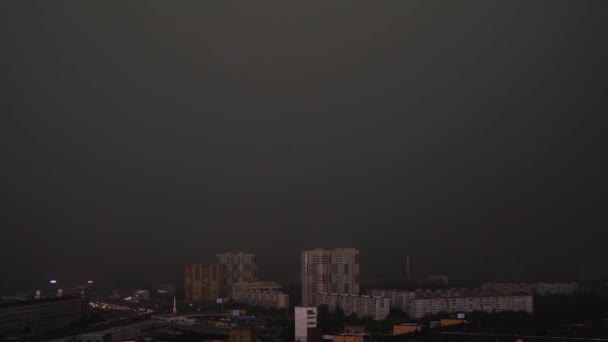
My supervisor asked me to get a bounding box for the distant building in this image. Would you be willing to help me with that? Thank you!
[229,327,256,342]
[312,293,389,321]
[301,248,360,306]
[409,291,533,319]
[216,252,258,297]
[371,288,533,319]
[295,306,317,342]
[481,282,579,296]
[185,263,224,303]
[0,296,84,335]
[232,281,289,309]
[369,289,415,311]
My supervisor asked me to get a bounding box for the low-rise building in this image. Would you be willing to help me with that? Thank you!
[312,293,389,321]
[232,281,289,309]
[393,323,421,335]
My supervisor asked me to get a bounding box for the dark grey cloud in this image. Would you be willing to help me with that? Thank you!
[1,1,607,292]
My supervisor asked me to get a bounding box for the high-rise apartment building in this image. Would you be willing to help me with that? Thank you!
[216,252,258,297]
[301,248,360,306]
[184,264,223,303]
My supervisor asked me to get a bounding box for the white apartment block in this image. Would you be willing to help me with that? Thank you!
[481,282,579,296]
[369,289,415,311]
[409,294,533,319]
[232,282,289,309]
[370,288,533,319]
[295,306,317,342]
[312,293,390,321]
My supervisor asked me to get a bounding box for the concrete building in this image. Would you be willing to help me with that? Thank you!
[232,281,289,309]
[481,282,579,296]
[371,288,533,319]
[369,289,415,311]
[0,296,84,335]
[312,293,389,321]
[295,306,317,342]
[217,252,258,297]
[185,263,224,303]
[408,291,533,319]
[301,248,360,306]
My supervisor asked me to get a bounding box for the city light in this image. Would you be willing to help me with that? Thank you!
[87,280,94,284]
[50,280,57,284]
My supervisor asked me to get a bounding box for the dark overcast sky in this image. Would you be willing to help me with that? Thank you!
[1,1,608,292]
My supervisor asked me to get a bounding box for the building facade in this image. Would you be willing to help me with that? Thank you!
[232,281,289,309]
[295,306,317,342]
[369,289,415,311]
[0,297,84,335]
[184,263,224,303]
[312,293,389,321]
[216,252,258,297]
[409,293,533,319]
[371,288,533,319]
[481,282,579,296]
[301,248,360,306]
